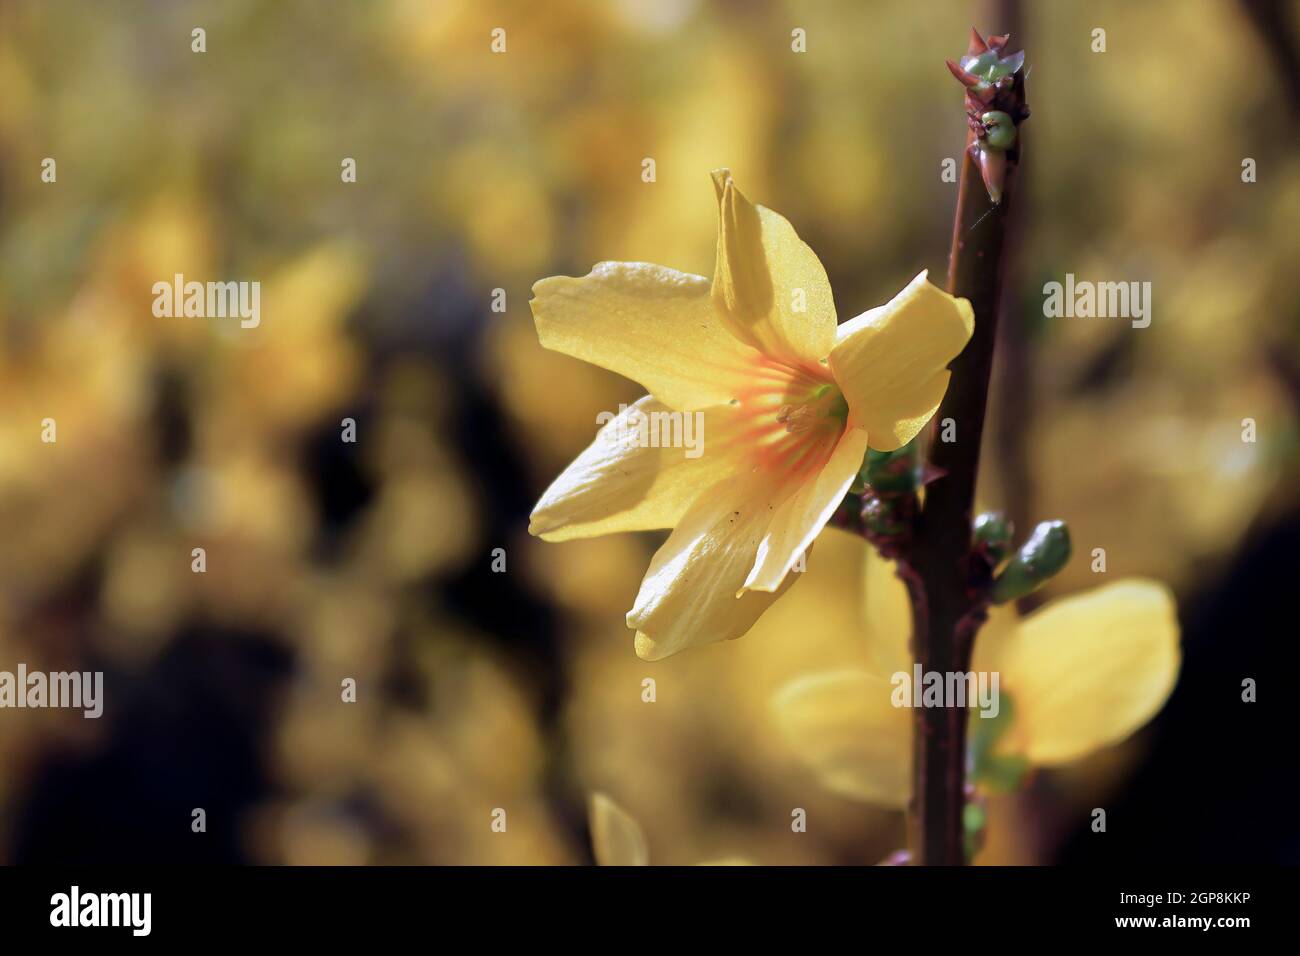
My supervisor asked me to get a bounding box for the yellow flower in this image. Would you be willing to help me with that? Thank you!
[529,170,974,660]
[588,792,751,866]
[589,793,649,866]
[773,549,1182,806]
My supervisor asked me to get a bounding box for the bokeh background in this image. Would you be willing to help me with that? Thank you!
[0,0,1296,865]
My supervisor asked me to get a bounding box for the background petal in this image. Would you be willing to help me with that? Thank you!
[996,579,1181,765]
[772,670,911,807]
[589,792,649,866]
[861,546,914,678]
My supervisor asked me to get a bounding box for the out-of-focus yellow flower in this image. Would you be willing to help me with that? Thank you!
[589,792,750,866]
[589,793,649,866]
[773,670,912,806]
[774,550,1181,806]
[529,170,973,660]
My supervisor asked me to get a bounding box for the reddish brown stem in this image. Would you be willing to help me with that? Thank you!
[901,61,1023,865]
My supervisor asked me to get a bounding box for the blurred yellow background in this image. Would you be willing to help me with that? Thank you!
[0,0,1296,865]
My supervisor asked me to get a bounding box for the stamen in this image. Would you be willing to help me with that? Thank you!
[776,404,819,433]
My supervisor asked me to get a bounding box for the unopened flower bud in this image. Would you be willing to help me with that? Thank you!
[980,110,1017,150]
[972,511,1014,565]
[990,520,1071,604]
[863,442,922,495]
[976,145,1007,205]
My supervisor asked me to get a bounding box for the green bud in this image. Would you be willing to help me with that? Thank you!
[862,441,921,495]
[860,494,899,536]
[960,48,1024,84]
[972,511,1014,565]
[990,520,1071,604]
[962,50,1001,78]
[980,110,1016,150]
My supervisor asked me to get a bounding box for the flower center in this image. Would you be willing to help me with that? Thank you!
[776,383,849,433]
[717,360,848,487]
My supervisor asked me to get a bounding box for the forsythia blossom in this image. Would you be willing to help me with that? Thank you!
[773,549,1181,806]
[529,170,973,660]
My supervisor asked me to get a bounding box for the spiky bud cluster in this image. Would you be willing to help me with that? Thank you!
[946,29,1029,204]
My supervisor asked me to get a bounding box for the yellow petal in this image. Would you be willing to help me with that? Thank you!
[772,671,911,807]
[529,396,747,541]
[628,473,797,661]
[969,601,1019,676]
[861,545,913,678]
[531,261,762,411]
[996,579,1181,765]
[743,427,870,592]
[828,271,974,451]
[589,793,649,866]
[710,169,837,369]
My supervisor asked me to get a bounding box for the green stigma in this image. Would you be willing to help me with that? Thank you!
[826,390,849,423]
[812,383,849,422]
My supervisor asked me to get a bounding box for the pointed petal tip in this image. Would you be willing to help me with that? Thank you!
[987,33,1010,52]
[968,27,988,55]
[741,555,788,595]
[710,167,733,199]
[528,504,576,541]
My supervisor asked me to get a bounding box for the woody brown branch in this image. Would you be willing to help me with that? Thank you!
[898,36,1025,866]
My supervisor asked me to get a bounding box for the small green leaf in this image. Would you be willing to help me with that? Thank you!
[969,691,1032,793]
[963,799,988,863]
